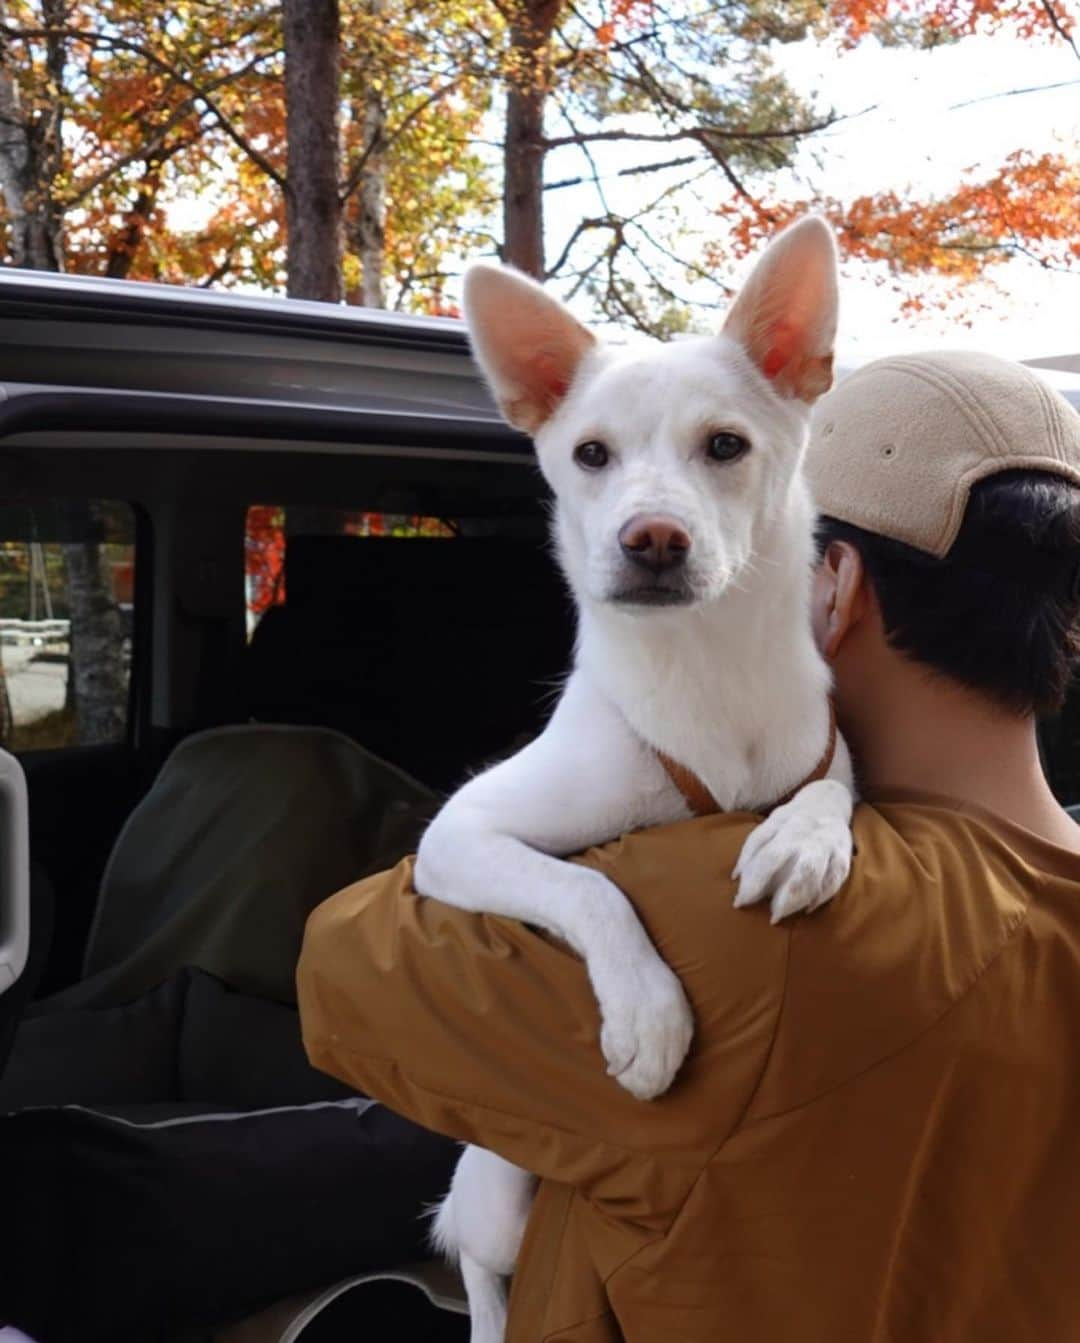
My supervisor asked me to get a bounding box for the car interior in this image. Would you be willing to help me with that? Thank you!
[4,441,572,992]
[0,431,574,1342]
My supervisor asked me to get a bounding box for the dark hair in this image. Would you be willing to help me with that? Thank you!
[817,471,1080,716]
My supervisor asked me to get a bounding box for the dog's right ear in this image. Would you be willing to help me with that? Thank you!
[463,264,596,434]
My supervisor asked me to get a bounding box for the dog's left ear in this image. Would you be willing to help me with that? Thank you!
[463,263,597,434]
[722,216,838,404]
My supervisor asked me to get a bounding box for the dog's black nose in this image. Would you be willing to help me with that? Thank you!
[618,515,691,573]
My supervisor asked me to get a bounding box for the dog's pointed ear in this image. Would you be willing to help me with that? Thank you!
[722,216,838,404]
[463,263,597,434]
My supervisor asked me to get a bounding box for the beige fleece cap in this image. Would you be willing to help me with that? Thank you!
[806,351,1080,558]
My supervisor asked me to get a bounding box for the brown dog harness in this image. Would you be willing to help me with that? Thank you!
[656,699,838,818]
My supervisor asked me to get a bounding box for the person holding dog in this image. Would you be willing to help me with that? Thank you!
[298,350,1080,1342]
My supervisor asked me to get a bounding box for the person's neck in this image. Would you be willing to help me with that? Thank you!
[848,670,1080,852]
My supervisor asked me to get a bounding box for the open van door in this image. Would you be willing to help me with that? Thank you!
[0,747,31,1070]
[0,747,29,993]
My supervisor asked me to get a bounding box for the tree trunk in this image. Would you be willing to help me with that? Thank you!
[356,91,387,307]
[283,0,344,302]
[503,0,560,278]
[59,503,126,747]
[0,0,64,270]
[347,0,388,308]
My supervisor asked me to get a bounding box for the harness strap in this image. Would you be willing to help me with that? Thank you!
[657,698,838,818]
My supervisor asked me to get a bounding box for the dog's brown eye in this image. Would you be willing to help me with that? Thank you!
[706,431,750,463]
[574,440,609,470]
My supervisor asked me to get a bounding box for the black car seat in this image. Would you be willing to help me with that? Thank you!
[33,723,435,1014]
[245,535,575,793]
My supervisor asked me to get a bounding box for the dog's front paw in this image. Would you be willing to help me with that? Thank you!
[591,950,694,1101]
[733,779,853,923]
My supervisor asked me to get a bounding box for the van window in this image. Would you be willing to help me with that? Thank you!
[245,505,456,639]
[242,500,565,791]
[0,499,136,751]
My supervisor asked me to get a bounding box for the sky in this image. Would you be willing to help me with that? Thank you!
[538,21,1080,365]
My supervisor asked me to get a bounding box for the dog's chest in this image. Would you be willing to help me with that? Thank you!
[629,699,763,814]
[583,642,822,816]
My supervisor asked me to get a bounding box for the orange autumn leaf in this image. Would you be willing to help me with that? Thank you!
[710,150,1080,313]
[828,0,1074,44]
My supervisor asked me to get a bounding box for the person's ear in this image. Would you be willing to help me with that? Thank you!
[816,540,869,660]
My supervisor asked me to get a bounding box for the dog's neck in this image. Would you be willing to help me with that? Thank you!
[572,478,833,810]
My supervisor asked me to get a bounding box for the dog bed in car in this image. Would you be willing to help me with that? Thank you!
[0,1095,460,1343]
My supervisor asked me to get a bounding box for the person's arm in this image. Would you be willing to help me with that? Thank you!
[297,815,789,1227]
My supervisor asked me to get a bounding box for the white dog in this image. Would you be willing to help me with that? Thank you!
[414,217,855,1342]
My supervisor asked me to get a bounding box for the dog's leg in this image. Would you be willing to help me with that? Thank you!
[416,675,692,1339]
[431,1146,536,1343]
[733,732,856,922]
[416,672,693,1101]
[459,1255,508,1343]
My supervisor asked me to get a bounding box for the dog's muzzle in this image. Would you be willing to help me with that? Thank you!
[610,514,695,606]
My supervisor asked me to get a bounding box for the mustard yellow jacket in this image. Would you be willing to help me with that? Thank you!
[297,792,1080,1342]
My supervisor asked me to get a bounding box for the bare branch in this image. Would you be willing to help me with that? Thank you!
[546,153,700,190]
[1039,0,1080,60]
[545,213,614,279]
[1011,239,1080,275]
[948,76,1080,109]
[542,117,838,152]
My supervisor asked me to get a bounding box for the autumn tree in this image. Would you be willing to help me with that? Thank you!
[486,0,835,311]
[1,0,1075,322]
[705,2,1080,314]
[337,0,493,309]
[56,501,126,746]
[713,150,1080,318]
[0,2,282,281]
[481,0,1078,332]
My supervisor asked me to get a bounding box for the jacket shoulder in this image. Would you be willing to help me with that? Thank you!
[745,801,1033,1119]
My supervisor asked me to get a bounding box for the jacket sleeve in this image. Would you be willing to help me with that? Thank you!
[296,817,789,1226]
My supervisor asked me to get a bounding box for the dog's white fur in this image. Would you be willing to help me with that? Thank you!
[414,218,855,1342]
